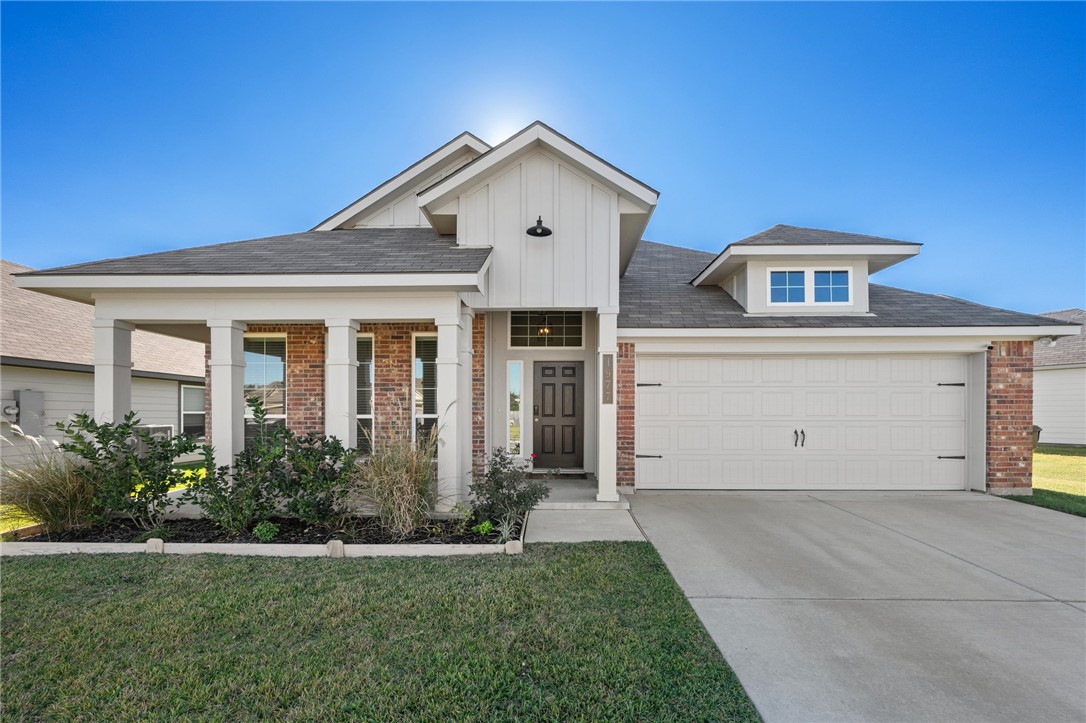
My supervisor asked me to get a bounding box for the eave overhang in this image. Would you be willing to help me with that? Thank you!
[14,263,490,305]
[691,243,923,286]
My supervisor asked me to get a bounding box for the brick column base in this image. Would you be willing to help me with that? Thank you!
[617,342,636,491]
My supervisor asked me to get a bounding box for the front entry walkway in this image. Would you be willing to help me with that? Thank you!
[631,492,1086,723]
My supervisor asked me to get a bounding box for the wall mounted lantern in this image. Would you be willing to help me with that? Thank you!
[526,216,552,237]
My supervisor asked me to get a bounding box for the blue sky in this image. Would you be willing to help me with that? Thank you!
[3,1,1083,313]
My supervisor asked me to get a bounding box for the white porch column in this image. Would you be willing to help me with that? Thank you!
[92,319,134,423]
[208,320,247,470]
[324,319,359,448]
[435,316,463,509]
[596,312,620,502]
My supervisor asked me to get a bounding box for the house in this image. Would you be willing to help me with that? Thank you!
[1033,309,1086,446]
[14,122,1079,503]
[1,260,206,467]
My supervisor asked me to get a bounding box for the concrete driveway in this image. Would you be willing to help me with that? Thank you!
[631,492,1086,723]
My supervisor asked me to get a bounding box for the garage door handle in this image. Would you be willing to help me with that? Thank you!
[800,429,805,447]
[636,454,663,459]
[636,383,662,387]
[794,429,799,447]
[937,383,965,387]
[937,455,965,460]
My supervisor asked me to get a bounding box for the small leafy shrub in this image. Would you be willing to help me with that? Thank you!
[471,519,493,536]
[57,412,201,530]
[0,435,98,533]
[470,447,550,541]
[184,399,287,535]
[252,520,279,543]
[348,427,437,539]
[278,434,357,528]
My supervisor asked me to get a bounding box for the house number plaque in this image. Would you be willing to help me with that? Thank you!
[602,354,614,404]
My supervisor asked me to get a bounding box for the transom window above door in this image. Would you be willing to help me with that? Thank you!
[510,311,583,348]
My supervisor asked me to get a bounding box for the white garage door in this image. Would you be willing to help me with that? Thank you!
[635,355,968,490]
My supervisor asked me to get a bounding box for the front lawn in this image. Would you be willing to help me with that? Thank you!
[1,543,760,721]
[1008,446,1086,517]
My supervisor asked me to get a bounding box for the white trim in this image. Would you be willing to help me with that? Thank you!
[313,132,491,231]
[618,325,1080,339]
[507,360,524,455]
[507,310,586,351]
[1035,362,1086,371]
[692,243,920,286]
[766,267,854,307]
[411,332,438,443]
[355,332,375,448]
[418,122,659,213]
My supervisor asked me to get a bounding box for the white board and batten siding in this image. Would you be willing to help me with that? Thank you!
[0,366,190,468]
[1034,366,1086,446]
[459,150,619,311]
[635,354,970,490]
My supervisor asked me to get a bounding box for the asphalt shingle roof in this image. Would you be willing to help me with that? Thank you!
[1034,309,1086,366]
[730,224,917,247]
[21,229,491,276]
[619,241,1075,330]
[2,260,205,377]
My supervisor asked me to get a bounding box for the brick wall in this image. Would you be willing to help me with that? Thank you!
[617,341,636,490]
[472,313,486,475]
[204,322,439,445]
[986,340,1034,495]
[247,324,325,435]
[358,322,437,443]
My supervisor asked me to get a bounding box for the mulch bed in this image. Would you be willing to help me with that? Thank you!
[19,516,512,545]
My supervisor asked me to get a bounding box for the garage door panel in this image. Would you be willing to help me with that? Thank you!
[635,354,968,491]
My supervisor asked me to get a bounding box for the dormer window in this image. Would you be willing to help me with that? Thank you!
[768,268,851,306]
[770,271,806,303]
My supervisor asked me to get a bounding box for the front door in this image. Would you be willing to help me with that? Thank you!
[532,361,584,469]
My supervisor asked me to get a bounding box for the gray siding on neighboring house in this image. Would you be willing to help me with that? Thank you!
[0,366,191,468]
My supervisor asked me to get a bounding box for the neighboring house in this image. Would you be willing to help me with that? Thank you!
[1033,309,1086,446]
[1,260,206,467]
[15,122,1079,502]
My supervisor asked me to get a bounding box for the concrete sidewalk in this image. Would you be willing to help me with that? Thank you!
[632,492,1086,723]
[524,509,644,542]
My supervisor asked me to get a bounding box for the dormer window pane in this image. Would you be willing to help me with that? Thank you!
[815,270,850,303]
[770,271,805,303]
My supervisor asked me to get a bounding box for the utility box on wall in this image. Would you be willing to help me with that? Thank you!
[13,390,45,437]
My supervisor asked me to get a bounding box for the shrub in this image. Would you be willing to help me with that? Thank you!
[348,427,437,539]
[57,412,201,530]
[469,447,550,540]
[252,520,279,543]
[0,436,98,533]
[184,399,286,535]
[279,434,357,528]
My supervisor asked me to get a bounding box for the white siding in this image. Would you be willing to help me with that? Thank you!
[353,153,475,228]
[1034,366,1086,445]
[459,149,618,310]
[0,365,191,468]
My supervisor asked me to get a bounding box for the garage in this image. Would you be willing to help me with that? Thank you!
[635,354,971,490]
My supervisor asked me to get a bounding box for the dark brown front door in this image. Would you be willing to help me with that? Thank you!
[532,362,584,469]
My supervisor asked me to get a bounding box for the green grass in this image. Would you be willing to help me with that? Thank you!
[0,543,759,721]
[1008,446,1086,517]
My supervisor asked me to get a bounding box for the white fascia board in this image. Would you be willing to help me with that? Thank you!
[418,123,659,212]
[16,271,487,304]
[313,132,491,231]
[692,244,921,286]
[618,325,1081,340]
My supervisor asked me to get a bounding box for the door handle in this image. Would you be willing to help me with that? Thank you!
[794,429,799,447]
[800,429,806,447]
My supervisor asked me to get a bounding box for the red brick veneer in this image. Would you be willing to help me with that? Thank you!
[358,322,438,443]
[247,324,326,435]
[986,340,1034,495]
[616,341,636,490]
[472,313,486,475]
